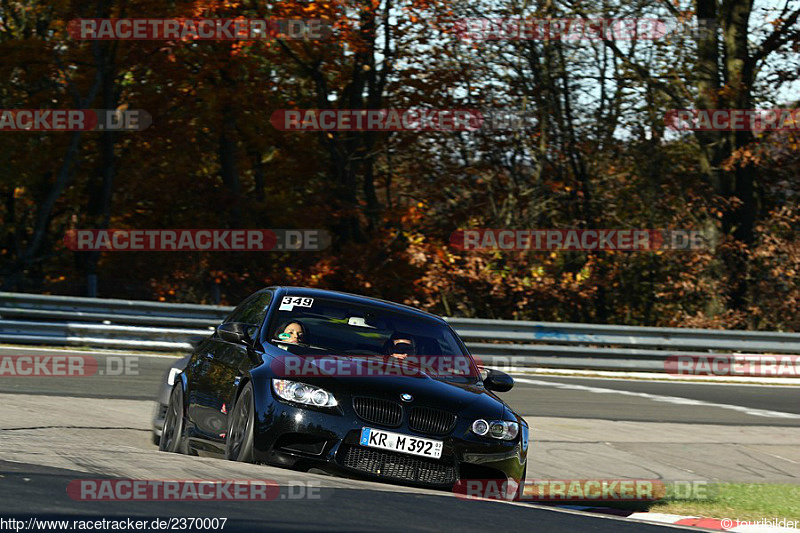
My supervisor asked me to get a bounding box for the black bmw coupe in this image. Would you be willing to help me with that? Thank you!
[159,287,529,493]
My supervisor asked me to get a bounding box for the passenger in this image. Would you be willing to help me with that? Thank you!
[277,320,307,344]
[384,332,416,360]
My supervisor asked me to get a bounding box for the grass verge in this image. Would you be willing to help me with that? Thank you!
[648,483,800,523]
[520,482,799,524]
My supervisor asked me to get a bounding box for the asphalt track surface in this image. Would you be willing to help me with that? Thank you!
[509,376,800,426]
[1,346,798,532]
[0,461,683,533]
[2,346,797,426]
[514,375,800,416]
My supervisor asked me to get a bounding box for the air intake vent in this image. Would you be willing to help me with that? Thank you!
[353,397,403,427]
[408,407,456,435]
[341,444,455,486]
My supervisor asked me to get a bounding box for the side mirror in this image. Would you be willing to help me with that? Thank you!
[484,368,514,392]
[216,322,255,346]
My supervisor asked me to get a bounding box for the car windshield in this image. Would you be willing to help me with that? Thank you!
[266,296,478,382]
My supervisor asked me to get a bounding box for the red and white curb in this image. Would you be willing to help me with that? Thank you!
[556,507,798,531]
[626,513,798,531]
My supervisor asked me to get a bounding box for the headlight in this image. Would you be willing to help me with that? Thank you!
[272,379,338,408]
[471,419,489,436]
[471,419,519,440]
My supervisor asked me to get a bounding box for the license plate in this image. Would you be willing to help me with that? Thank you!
[359,427,443,459]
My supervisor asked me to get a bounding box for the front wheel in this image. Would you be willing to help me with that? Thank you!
[159,383,186,454]
[225,381,255,462]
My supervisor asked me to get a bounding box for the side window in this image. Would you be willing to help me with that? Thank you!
[223,294,256,324]
[224,291,273,326]
[238,291,273,326]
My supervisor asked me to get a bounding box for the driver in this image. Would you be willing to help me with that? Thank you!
[277,320,307,344]
[384,332,416,360]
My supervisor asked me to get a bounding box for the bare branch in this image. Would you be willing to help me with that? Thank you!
[751,7,800,66]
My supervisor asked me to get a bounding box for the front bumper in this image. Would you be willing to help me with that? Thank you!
[248,393,526,489]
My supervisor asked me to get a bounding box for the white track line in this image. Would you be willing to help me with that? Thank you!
[518,367,800,386]
[514,377,800,420]
[511,371,800,388]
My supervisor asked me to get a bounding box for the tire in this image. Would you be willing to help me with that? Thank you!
[225,381,255,462]
[159,383,186,454]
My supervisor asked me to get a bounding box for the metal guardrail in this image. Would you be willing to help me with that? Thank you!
[0,292,229,350]
[1,292,799,373]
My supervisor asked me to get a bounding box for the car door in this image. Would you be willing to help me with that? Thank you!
[215,290,274,429]
[187,290,273,442]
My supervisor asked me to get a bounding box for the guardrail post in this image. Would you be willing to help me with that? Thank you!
[87,274,97,297]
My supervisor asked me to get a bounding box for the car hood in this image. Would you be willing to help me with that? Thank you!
[262,351,505,418]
